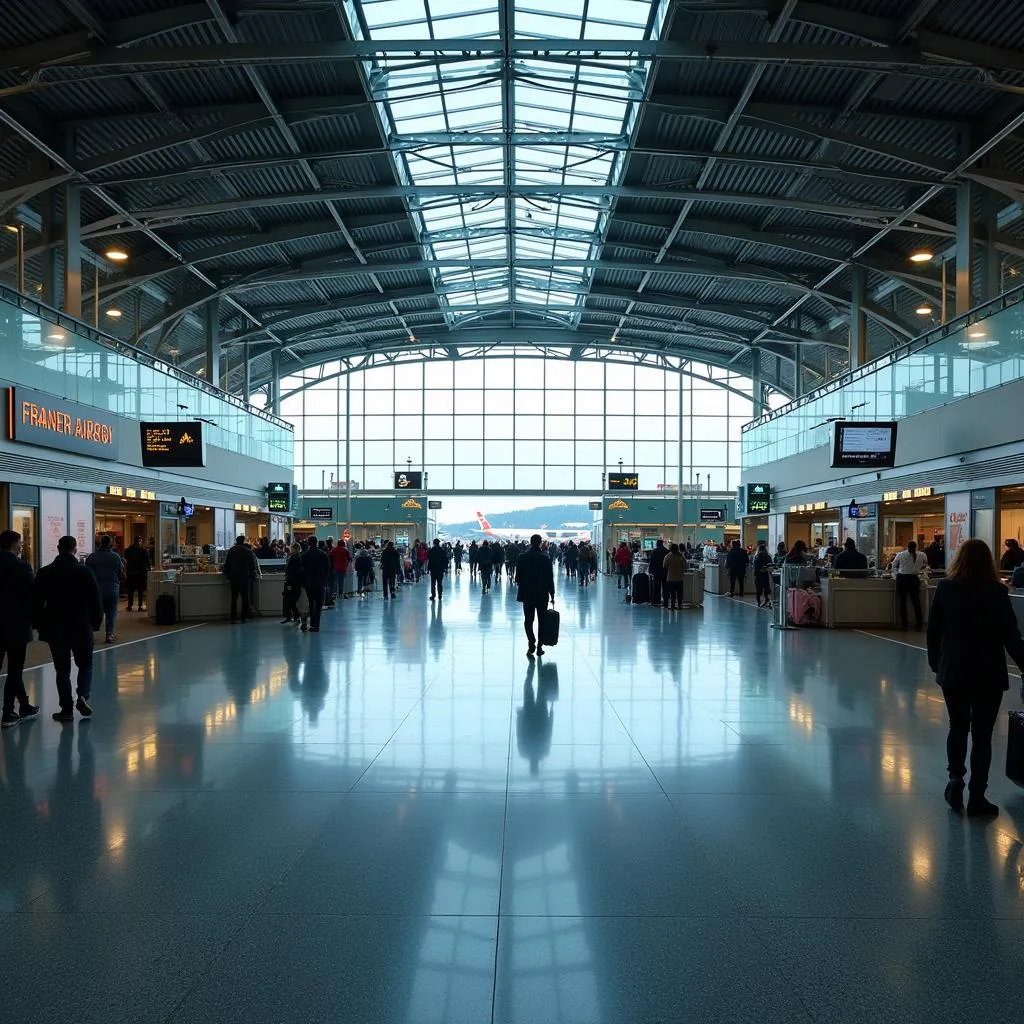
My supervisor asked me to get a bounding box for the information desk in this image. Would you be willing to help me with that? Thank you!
[147,570,287,621]
[820,575,934,629]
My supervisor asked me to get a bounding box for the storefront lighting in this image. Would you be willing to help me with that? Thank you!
[908,250,934,263]
[104,247,129,262]
[105,307,123,319]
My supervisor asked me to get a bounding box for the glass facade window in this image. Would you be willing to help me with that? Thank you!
[282,357,755,492]
[0,294,293,468]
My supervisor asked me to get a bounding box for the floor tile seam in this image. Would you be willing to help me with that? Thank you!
[743,917,825,1024]
[490,680,516,1024]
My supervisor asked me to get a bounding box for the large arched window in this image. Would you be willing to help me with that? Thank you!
[280,357,761,492]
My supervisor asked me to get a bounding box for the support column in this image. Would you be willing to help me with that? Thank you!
[751,348,764,417]
[40,189,60,306]
[62,184,82,317]
[979,186,1001,301]
[242,341,251,404]
[269,348,281,416]
[204,298,220,387]
[849,264,868,368]
[956,182,975,316]
[793,344,803,399]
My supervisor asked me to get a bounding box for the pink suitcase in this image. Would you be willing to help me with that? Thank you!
[787,588,822,626]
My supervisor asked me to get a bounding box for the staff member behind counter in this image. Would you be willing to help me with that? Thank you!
[892,540,929,631]
[833,538,869,576]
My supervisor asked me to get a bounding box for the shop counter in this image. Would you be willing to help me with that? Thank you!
[820,575,934,629]
[147,572,287,621]
[703,562,729,595]
[1011,591,1024,633]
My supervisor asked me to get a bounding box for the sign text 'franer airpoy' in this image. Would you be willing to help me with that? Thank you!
[7,386,119,460]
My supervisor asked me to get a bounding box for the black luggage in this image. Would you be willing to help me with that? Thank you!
[154,593,176,626]
[540,607,560,647]
[631,572,651,605]
[1007,710,1024,786]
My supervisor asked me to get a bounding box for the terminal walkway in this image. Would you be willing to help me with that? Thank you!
[2,573,1024,1023]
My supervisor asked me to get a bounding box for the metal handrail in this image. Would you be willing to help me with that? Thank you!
[743,281,1024,433]
[0,281,293,432]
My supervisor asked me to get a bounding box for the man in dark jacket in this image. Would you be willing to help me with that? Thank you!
[380,541,401,600]
[32,536,103,721]
[427,538,448,601]
[833,538,869,577]
[725,540,750,597]
[123,535,151,612]
[515,534,556,657]
[649,539,668,606]
[223,536,260,623]
[0,530,39,728]
[477,540,494,593]
[301,537,331,631]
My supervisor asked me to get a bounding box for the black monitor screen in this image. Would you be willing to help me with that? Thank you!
[831,421,897,469]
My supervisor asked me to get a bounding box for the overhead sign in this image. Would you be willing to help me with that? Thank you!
[428,500,442,509]
[309,507,334,521]
[588,501,602,510]
[140,421,206,468]
[7,386,118,460]
[745,482,771,515]
[402,497,423,510]
[700,508,725,522]
[832,421,897,469]
[395,471,422,489]
[267,482,292,513]
[608,472,639,490]
[608,498,630,511]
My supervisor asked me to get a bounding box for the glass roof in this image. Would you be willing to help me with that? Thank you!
[344,0,667,327]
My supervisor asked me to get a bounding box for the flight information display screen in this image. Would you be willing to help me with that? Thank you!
[832,421,898,468]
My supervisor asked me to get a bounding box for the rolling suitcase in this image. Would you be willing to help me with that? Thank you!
[631,572,651,605]
[154,593,176,625]
[786,588,822,626]
[1007,710,1024,787]
[539,607,560,647]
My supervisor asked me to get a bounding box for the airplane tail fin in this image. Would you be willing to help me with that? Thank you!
[476,511,494,535]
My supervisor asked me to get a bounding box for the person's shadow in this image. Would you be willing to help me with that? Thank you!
[516,660,559,775]
[428,602,446,660]
[299,642,329,724]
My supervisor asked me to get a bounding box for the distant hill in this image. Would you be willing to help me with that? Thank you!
[440,503,592,537]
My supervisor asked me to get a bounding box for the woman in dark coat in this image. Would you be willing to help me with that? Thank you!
[927,539,1024,816]
[281,543,304,625]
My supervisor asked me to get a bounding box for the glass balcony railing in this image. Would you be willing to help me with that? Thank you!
[741,284,1024,470]
[0,284,293,468]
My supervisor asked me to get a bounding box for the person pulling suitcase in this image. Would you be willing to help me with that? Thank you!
[515,534,556,658]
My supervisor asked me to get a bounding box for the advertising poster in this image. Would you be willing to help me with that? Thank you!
[69,492,94,557]
[39,488,68,561]
[945,492,970,556]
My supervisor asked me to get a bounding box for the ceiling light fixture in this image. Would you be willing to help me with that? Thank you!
[908,250,934,263]
[105,307,123,318]
[915,304,933,316]
[104,247,129,262]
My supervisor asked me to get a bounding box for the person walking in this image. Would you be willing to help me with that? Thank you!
[752,540,774,608]
[892,540,928,630]
[354,544,374,594]
[454,540,464,575]
[281,542,305,625]
[331,540,351,602]
[0,531,39,728]
[223,535,260,623]
[86,536,125,643]
[123,535,151,612]
[663,542,686,609]
[468,540,479,580]
[516,534,556,658]
[491,541,504,588]
[577,540,594,587]
[928,539,1024,816]
[725,539,750,597]
[427,538,448,601]
[301,536,331,632]
[649,539,668,605]
[32,536,103,721]
[478,540,494,593]
[380,541,401,600]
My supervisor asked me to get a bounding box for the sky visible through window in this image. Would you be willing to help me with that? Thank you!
[345,0,665,325]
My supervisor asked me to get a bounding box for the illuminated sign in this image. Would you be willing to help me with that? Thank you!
[789,502,829,514]
[267,482,292,513]
[394,471,423,489]
[7,386,118,460]
[428,500,442,509]
[309,507,334,521]
[588,501,602,510]
[700,508,725,522]
[140,490,155,500]
[108,485,123,497]
[140,421,206,468]
[746,482,770,515]
[401,497,423,510]
[883,487,933,502]
[608,472,639,490]
[608,499,630,511]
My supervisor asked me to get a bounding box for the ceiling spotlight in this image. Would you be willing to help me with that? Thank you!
[104,247,129,262]
[4,224,19,234]
[908,250,933,263]
[915,304,933,316]
[105,307,123,318]
[968,328,986,338]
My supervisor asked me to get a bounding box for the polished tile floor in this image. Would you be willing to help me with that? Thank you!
[4,571,1024,1023]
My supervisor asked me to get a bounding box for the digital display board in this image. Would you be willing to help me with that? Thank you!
[608,472,639,490]
[831,421,897,469]
[746,482,771,515]
[588,501,602,510]
[141,421,206,468]
[394,471,423,489]
[700,508,725,522]
[8,386,118,460]
[309,507,334,521]
[428,500,442,509]
[267,482,292,512]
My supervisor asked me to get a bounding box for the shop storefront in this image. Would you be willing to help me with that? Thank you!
[784,503,840,553]
[879,488,944,567]
[295,493,431,545]
[94,487,160,553]
[999,485,1024,547]
[602,495,738,548]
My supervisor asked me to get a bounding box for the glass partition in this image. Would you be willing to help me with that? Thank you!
[0,287,293,468]
[741,286,1024,469]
